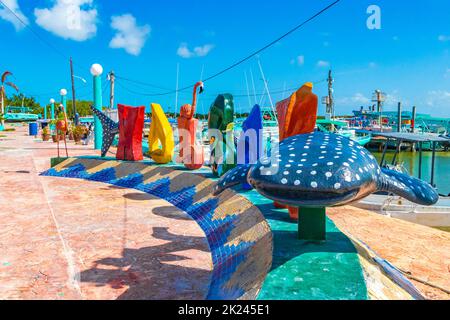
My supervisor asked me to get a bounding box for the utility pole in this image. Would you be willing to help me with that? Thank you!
[322,69,334,120]
[372,89,386,132]
[108,70,115,109]
[70,57,77,125]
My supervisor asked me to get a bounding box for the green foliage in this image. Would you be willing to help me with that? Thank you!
[66,100,95,118]
[5,93,42,115]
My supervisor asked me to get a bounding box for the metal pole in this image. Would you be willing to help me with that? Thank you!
[380,139,389,166]
[397,102,402,133]
[418,142,423,179]
[431,142,436,187]
[392,139,402,165]
[70,57,77,124]
[411,106,417,133]
[298,207,326,241]
[109,70,115,109]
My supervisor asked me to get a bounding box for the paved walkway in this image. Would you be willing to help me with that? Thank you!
[0,125,212,299]
[328,206,450,300]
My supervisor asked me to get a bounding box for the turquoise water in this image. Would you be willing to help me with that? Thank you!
[372,151,450,195]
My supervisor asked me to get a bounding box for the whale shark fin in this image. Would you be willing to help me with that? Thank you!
[90,105,120,157]
[213,164,253,195]
[378,168,439,206]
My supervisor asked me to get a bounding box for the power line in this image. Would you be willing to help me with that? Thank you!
[0,0,68,61]
[116,77,327,99]
[115,0,341,96]
[115,76,173,91]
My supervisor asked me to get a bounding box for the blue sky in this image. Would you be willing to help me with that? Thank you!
[0,0,449,116]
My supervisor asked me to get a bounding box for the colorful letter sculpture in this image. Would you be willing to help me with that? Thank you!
[177,82,204,170]
[208,94,236,177]
[148,103,174,164]
[56,105,69,158]
[238,104,263,189]
[90,105,120,157]
[117,104,145,161]
[90,104,145,161]
[275,82,318,219]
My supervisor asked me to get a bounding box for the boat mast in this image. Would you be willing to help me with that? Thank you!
[174,63,179,118]
[257,59,278,125]
[250,69,257,105]
[244,71,252,109]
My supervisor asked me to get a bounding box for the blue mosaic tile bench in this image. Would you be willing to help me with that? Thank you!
[41,157,273,300]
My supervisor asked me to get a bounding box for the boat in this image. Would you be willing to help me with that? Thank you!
[354,131,450,227]
[4,106,39,122]
[316,119,371,145]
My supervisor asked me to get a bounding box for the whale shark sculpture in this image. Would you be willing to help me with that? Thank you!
[214,131,439,208]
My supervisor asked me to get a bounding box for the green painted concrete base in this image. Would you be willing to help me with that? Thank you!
[51,157,69,168]
[298,207,326,241]
[240,190,368,300]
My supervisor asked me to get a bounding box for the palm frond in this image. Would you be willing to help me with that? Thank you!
[5,82,19,92]
[1,71,12,84]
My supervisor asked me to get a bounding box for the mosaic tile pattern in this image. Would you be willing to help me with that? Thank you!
[41,158,273,300]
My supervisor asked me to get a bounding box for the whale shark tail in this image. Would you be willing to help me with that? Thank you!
[90,105,120,157]
[213,164,252,195]
[378,168,439,206]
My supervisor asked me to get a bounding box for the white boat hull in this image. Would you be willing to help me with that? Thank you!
[354,194,450,227]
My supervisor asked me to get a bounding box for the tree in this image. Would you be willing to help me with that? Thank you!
[5,93,42,115]
[66,100,95,118]
[1,71,19,125]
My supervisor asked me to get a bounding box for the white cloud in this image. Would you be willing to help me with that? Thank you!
[0,0,29,31]
[34,0,97,41]
[317,60,330,68]
[109,14,151,56]
[438,35,450,42]
[290,55,304,66]
[426,90,450,107]
[177,43,214,58]
[336,93,370,106]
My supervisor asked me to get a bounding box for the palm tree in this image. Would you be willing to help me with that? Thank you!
[1,71,19,126]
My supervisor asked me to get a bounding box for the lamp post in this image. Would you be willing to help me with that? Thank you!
[91,63,103,150]
[60,89,67,112]
[50,98,55,120]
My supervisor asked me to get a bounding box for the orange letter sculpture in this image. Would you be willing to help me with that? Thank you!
[56,104,69,158]
[275,82,318,220]
[177,81,204,170]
